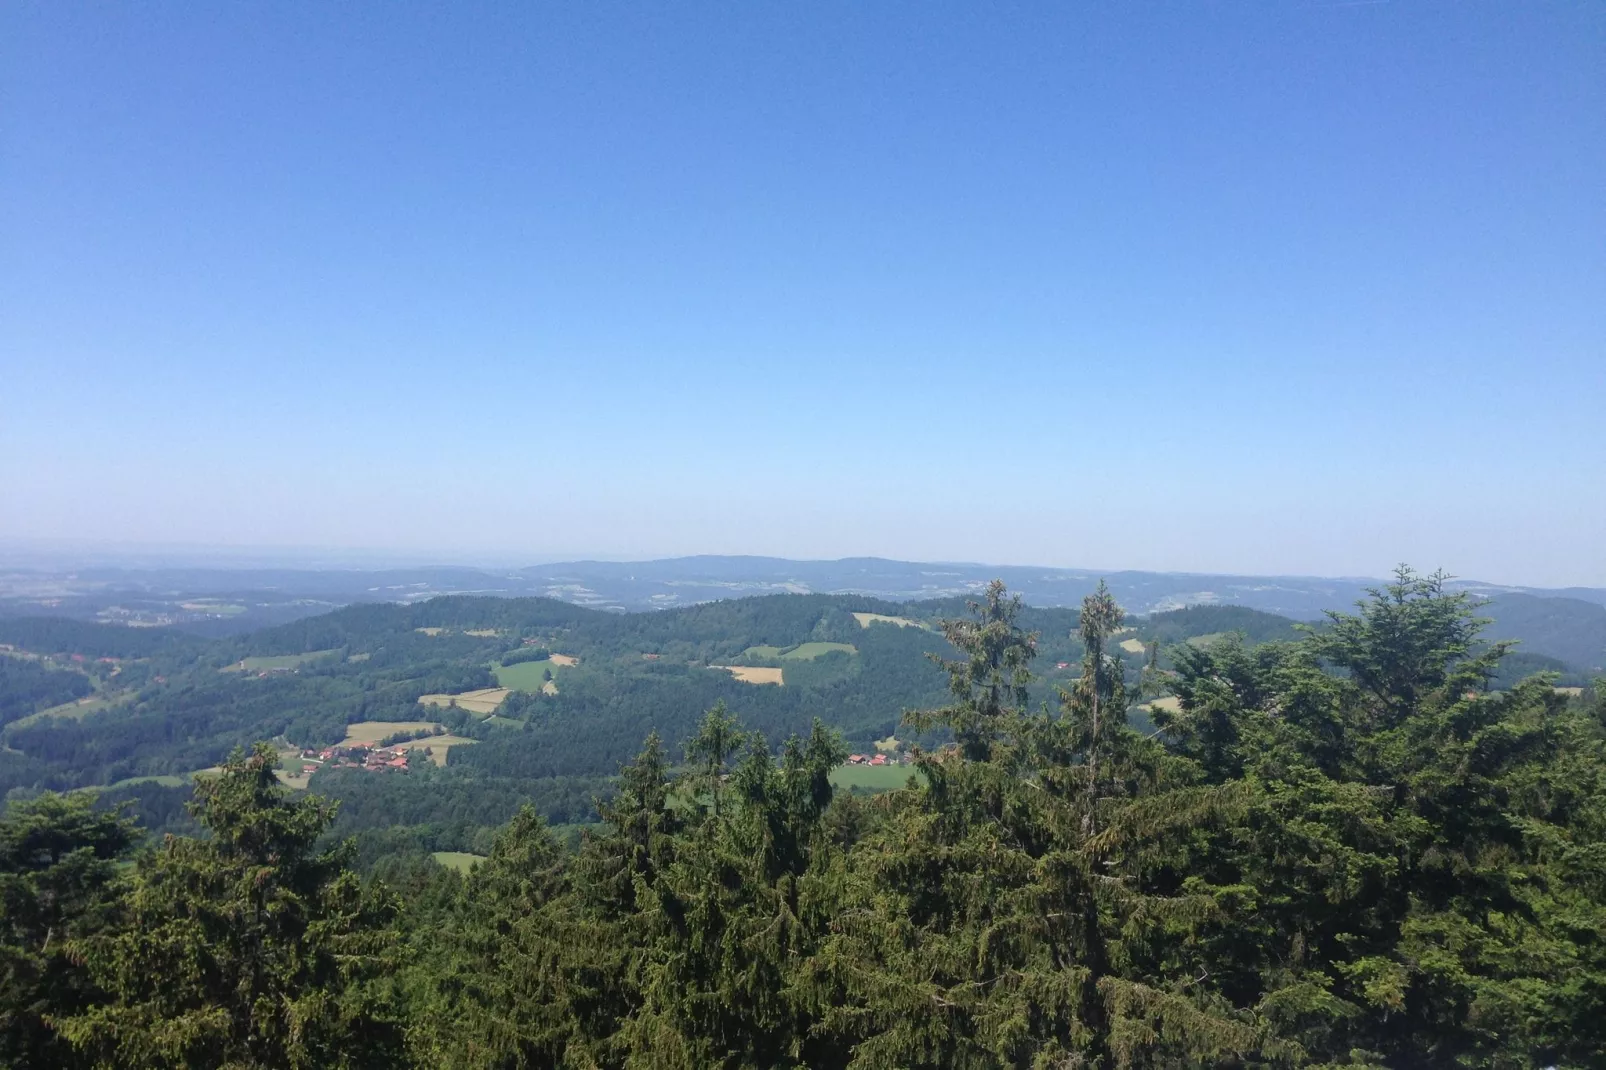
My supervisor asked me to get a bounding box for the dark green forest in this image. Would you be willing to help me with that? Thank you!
[1,571,1603,1067]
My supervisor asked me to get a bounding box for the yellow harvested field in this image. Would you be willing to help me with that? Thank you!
[417,687,511,715]
[873,735,900,753]
[853,612,919,629]
[415,627,445,636]
[1145,696,1182,713]
[1119,638,1147,655]
[342,720,443,745]
[713,665,784,685]
[464,629,499,637]
[548,653,579,666]
[542,680,558,695]
[398,735,478,766]
[1555,686,1584,697]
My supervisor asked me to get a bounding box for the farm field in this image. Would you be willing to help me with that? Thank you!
[431,851,485,873]
[713,665,784,685]
[1118,637,1147,654]
[418,687,511,714]
[547,653,578,666]
[745,645,785,659]
[342,721,443,745]
[781,642,856,660]
[339,721,476,766]
[493,658,571,692]
[852,612,920,629]
[831,763,921,793]
[226,650,340,672]
[1144,696,1182,713]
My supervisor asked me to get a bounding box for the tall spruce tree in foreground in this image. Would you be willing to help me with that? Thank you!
[56,743,404,1069]
[0,792,136,1068]
[1161,567,1606,1067]
[807,581,1261,1068]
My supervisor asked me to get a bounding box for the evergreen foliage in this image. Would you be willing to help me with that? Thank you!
[1,573,1602,1067]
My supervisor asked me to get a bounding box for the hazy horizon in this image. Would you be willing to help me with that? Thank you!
[3,536,1601,594]
[5,4,1602,587]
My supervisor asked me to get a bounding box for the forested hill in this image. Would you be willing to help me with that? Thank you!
[1,572,1602,1067]
[0,584,1598,869]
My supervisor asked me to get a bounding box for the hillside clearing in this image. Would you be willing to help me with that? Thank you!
[432,851,485,873]
[547,653,579,666]
[853,612,920,629]
[713,665,784,685]
[418,687,510,714]
[493,659,571,693]
[781,642,856,660]
[1118,638,1148,655]
[224,650,339,672]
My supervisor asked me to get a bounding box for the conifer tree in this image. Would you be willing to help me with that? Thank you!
[56,743,404,1069]
[0,792,136,1068]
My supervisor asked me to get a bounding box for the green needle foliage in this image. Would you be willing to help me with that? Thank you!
[54,743,405,1069]
[1,570,1601,1068]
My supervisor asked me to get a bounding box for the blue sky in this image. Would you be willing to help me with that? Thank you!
[3,2,1602,585]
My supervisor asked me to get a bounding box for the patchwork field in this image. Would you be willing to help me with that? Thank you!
[340,721,477,766]
[431,851,485,874]
[782,642,856,660]
[418,687,511,715]
[713,665,784,685]
[852,612,920,629]
[225,649,340,672]
[493,658,573,693]
[1118,638,1148,655]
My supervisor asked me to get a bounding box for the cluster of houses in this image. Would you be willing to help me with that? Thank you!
[846,753,903,767]
[299,743,413,775]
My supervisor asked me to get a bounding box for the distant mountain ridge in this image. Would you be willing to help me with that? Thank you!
[3,555,1602,670]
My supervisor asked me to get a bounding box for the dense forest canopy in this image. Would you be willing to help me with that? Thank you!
[0,569,1601,1067]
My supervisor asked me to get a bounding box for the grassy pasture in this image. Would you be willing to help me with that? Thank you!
[1142,696,1182,714]
[853,612,921,629]
[713,665,784,685]
[418,687,511,715]
[226,650,340,672]
[493,659,570,693]
[745,645,786,659]
[432,852,485,874]
[781,642,856,660]
[832,763,922,793]
[9,693,119,730]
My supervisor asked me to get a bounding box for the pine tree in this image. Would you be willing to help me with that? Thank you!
[0,792,136,1068]
[55,743,405,1069]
